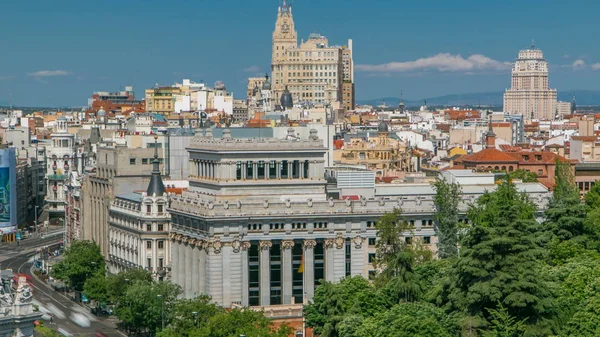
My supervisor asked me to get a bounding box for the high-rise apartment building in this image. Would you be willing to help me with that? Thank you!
[270,2,354,108]
[503,46,557,120]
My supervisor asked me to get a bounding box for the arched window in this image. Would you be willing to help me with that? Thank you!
[502,166,506,171]
[509,166,514,172]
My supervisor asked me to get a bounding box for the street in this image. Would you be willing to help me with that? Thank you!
[0,237,123,337]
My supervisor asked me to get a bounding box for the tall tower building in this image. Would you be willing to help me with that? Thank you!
[503,45,557,120]
[270,1,351,108]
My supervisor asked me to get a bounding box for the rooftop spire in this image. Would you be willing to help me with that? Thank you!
[146,134,166,197]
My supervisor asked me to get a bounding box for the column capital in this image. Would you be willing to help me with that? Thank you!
[334,233,345,249]
[352,235,364,249]
[209,237,223,254]
[324,238,335,249]
[282,240,295,250]
[259,240,272,251]
[303,239,317,250]
[241,241,252,251]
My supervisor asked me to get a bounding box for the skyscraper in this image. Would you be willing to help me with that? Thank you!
[270,1,353,108]
[503,45,557,120]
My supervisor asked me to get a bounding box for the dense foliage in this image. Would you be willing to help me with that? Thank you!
[306,165,600,337]
[50,240,105,291]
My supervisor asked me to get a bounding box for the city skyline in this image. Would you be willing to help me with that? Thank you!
[1,0,600,107]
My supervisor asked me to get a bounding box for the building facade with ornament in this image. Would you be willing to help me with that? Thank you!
[503,46,557,120]
[167,128,552,312]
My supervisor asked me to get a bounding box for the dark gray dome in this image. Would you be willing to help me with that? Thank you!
[378,121,389,133]
[262,75,271,90]
[280,86,293,108]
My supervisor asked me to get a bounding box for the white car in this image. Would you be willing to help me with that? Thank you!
[70,312,91,328]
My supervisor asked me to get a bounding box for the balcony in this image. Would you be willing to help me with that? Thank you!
[48,174,67,181]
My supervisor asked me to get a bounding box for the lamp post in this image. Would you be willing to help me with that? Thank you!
[34,205,39,238]
[191,311,198,328]
[157,294,164,330]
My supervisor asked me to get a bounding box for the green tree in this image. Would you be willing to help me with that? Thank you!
[543,160,588,245]
[432,177,462,258]
[156,295,225,337]
[482,303,527,337]
[508,169,538,183]
[50,240,105,291]
[83,272,108,303]
[445,178,554,336]
[304,276,387,337]
[564,278,600,337]
[354,302,459,337]
[374,210,427,303]
[115,280,181,336]
[106,268,153,304]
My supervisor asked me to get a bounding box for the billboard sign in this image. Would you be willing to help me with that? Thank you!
[0,148,17,235]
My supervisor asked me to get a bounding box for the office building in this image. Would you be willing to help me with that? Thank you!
[503,45,557,120]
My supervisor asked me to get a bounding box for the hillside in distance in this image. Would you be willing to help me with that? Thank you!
[359,90,600,107]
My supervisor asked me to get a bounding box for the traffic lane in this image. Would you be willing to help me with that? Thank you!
[2,254,121,336]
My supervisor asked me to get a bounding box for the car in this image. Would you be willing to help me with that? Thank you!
[95,333,108,337]
[70,313,91,328]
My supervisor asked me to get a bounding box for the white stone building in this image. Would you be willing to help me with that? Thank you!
[45,116,76,217]
[108,137,171,281]
[503,46,557,120]
[167,128,551,308]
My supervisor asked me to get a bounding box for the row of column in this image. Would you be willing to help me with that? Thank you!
[256,236,363,306]
[171,238,206,299]
[189,159,317,181]
[191,160,217,179]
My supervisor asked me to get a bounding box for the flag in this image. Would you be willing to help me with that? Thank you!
[297,252,304,273]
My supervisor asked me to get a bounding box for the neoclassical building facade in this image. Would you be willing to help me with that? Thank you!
[167,129,551,308]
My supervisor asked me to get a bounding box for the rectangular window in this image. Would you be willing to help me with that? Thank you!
[158,241,164,249]
[146,205,151,213]
[248,243,260,306]
[314,242,324,289]
[424,236,431,244]
[345,239,351,277]
[405,237,412,245]
[281,160,289,179]
[246,161,254,179]
[146,241,152,249]
[257,161,265,179]
[130,158,136,165]
[158,205,163,214]
[236,161,242,180]
[158,224,164,232]
[158,258,164,268]
[270,243,282,305]
[142,158,148,165]
[292,242,303,304]
[146,224,152,232]
[147,258,152,268]
[368,238,376,246]
[368,253,376,263]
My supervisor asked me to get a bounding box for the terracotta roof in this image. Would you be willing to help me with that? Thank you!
[455,148,520,163]
[506,151,570,164]
[544,144,563,148]
[571,136,598,142]
[446,110,480,120]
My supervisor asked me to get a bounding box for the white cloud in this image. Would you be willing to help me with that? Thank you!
[571,59,586,69]
[0,75,15,81]
[243,65,261,73]
[592,63,600,70]
[356,53,511,73]
[27,70,70,77]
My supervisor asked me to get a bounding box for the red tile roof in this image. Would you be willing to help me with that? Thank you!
[455,148,520,163]
[571,136,598,142]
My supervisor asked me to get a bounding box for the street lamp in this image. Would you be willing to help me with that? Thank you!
[34,205,39,238]
[157,294,164,330]
[191,311,198,328]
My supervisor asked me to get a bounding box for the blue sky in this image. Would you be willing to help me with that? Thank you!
[1,0,599,107]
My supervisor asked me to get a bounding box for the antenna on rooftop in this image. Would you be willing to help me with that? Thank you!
[531,39,535,49]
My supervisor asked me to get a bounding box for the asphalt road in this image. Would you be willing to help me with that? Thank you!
[0,237,123,337]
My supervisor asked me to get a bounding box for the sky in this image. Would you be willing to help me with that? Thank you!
[1,0,600,107]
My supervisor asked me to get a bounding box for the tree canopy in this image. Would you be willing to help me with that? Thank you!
[50,240,105,291]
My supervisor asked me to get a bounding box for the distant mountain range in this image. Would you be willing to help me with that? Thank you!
[358,90,600,107]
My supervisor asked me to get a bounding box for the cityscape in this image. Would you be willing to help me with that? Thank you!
[2,1,600,337]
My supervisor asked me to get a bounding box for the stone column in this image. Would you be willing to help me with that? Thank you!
[178,238,186,293]
[276,161,281,179]
[303,240,316,302]
[300,161,305,179]
[171,238,179,285]
[241,242,251,306]
[241,162,247,180]
[185,239,193,298]
[282,240,294,305]
[259,240,272,306]
[198,242,206,295]
[191,241,200,297]
[287,161,292,179]
[265,161,270,180]
[324,238,335,282]
[351,235,365,277]
[253,162,258,180]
